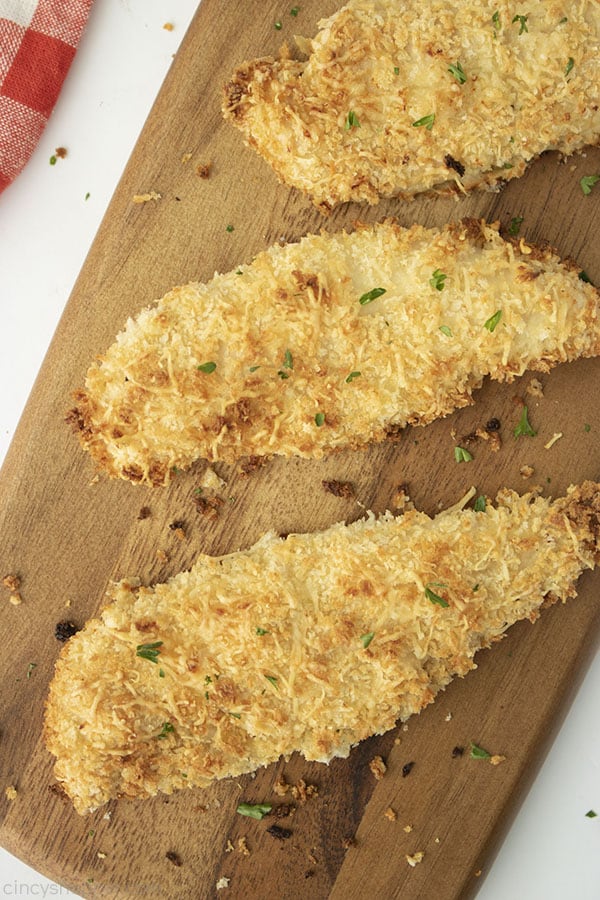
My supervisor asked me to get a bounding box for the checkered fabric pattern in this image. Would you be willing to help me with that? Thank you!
[0,0,93,193]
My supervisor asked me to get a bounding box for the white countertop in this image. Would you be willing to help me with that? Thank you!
[0,1,598,897]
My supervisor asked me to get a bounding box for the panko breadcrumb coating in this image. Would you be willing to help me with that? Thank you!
[67,219,600,485]
[45,483,600,814]
[223,0,600,209]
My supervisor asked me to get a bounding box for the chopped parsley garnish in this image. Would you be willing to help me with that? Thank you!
[226,224,234,232]
[345,370,361,383]
[49,155,57,166]
[136,641,163,663]
[264,675,279,689]
[470,741,491,759]
[512,14,528,34]
[157,722,174,739]
[439,325,453,337]
[360,632,375,649]
[236,268,243,275]
[394,66,400,75]
[454,446,474,463]
[448,62,467,84]
[425,583,450,608]
[315,412,325,427]
[26,662,37,679]
[283,349,293,370]
[278,370,290,379]
[559,16,568,24]
[274,20,282,30]
[291,6,300,15]
[579,271,592,283]
[585,423,591,432]
[256,627,270,635]
[249,365,261,372]
[197,361,217,373]
[345,110,360,130]
[484,309,502,332]
[84,192,90,201]
[473,495,487,512]
[159,668,165,678]
[412,113,435,130]
[229,711,241,719]
[565,57,575,77]
[237,802,272,819]
[492,10,500,31]
[514,405,537,437]
[580,175,600,196]
[585,809,598,818]
[508,216,524,236]
[430,269,447,291]
[359,286,386,305]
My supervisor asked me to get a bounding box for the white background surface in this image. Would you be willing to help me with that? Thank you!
[0,1,599,897]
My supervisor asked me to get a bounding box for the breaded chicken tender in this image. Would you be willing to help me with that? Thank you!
[67,219,600,486]
[223,0,600,209]
[45,483,600,814]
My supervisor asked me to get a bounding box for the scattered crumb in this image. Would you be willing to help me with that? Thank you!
[391,484,414,511]
[403,824,413,833]
[322,479,355,499]
[64,599,72,608]
[341,836,356,850]
[166,850,182,867]
[369,756,387,780]
[97,852,107,860]
[520,464,534,479]
[490,754,507,766]
[451,746,465,758]
[8,593,22,606]
[237,837,251,857]
[181,152,192,164]
[3,574,20,591]
[193,495,224,520]
[273,776,289,796]
[402,724,409,732]
[475,426,501,452]
[307,851,318,865]
[132,191,161,204]
[199,466,227,492]
[384,807,397,821]
[88,474,100,485]
[445,712,452,722]
[527,377,544,398]
[544,432,563,450]
[163,22,174,31]
[271,803,295,819]
[55,147,67,159]
[434,837,440,844]
[138,506,151,520]
[225,840,234,853]
[266,824,292,841]
[48,783,68,802]
[155,549,169,563]
[474,870,483,878]
[291,779,318,804]
[196,163,211,179]
[102,811,112,821]
[402,761,415,778]
[54,621,80,642]
[239,455,267,477]
[406,851,424,867]
[216,877,230,890]
[5,786,17,801]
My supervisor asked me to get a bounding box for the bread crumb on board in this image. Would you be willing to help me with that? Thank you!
[544,432,563,450]
[384,807,397,821]
[369,756,387,780]
[132,191,161,204]
[216,876,230,890]
[406,851,425,867]
[527,377,544,398]
[5,786,17,801]
[520,464,535,479]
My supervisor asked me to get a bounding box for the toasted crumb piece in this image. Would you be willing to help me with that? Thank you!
[391,484,413,511]
[237,837,251,856]
[199,466,227,492]
[307,850,318,865]
[196,163,211,179]
[88,474,100,485]
[155,549,169,563]
[520,465,535,479]
[369,755,387,780]
[132,191,161,204]
[544,432,563,450]
[163,22,174,31]
[97,851,107,860]
[5,786,17,800]
[291,778,318,803]
[225,839,234,853]
[194,495,224,520]
[384,807,397,821]
[55,147,67,159]
[64,599,72,608]
[3,574,20,591]
[475,426,502,452]
[216,876,230,890]
[181,152,192,164]
[322,479,355,499]
[527,377,544,398]
[434,837,440,844]
[489,754,507,766]
[273,776,289,796]
[166,850,182,866]
[406,851,424,867]
[474,870,483,878]
[341,836,356,850]
[445,712,453,722]
[271,803,295,818]
[403,824,413,833]
[8,593,22,606]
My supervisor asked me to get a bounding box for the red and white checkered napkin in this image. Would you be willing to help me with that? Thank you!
[0,0,93,193]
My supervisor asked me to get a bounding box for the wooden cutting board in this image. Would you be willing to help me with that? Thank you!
[1,2,599,897]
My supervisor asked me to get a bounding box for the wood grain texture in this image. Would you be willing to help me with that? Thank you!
[0,1,599,898]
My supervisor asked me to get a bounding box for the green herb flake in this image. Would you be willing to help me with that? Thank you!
[236,268,243,275]
[290,6,300,15]
[430,269,447,291]
[512,14,528,34]
[26,662,37,679]
[393,66,400,75]
[265,675,279,689]
[256,627,270,636]
[359,286,386,305]
[565,57,575,77]
[559,16,568,24]
[412,113,435,130]
[274,20,282,30]
[84,192,90,201]
[454,446,474,463]
[425,583,450,608]
[492,10,500,31]
[249,365,261,372]
[278,370,290,380]
[315,412,325,427]
[159,668,165,678]
[197,361,217,373]
[470,741,491,759]
[345,110,360,130]
[484,309,502,332]
[360,632,375,649]
[226,224,234,233]
[579,270,592,283]
[585,809,598,818]
[88,829,96,837]
[448,62,467,84]
[473,584,480,592]
[585,423,591,433]
[49,155,57,166]
[439,325,453,337]
[345,370,361,383]
[237,802,272,820]
[283,349,293,370]
[580,175,600,196]
[136,641,163,663]
[513,405,537,438]
[157,722,174,740]
[474,495,487,512]
[508,215,524,236]
[229,711,241,719]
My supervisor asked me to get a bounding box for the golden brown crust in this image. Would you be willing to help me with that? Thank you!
[69,220,600,485]
[45,483,600,814]
[223,0,600,208]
